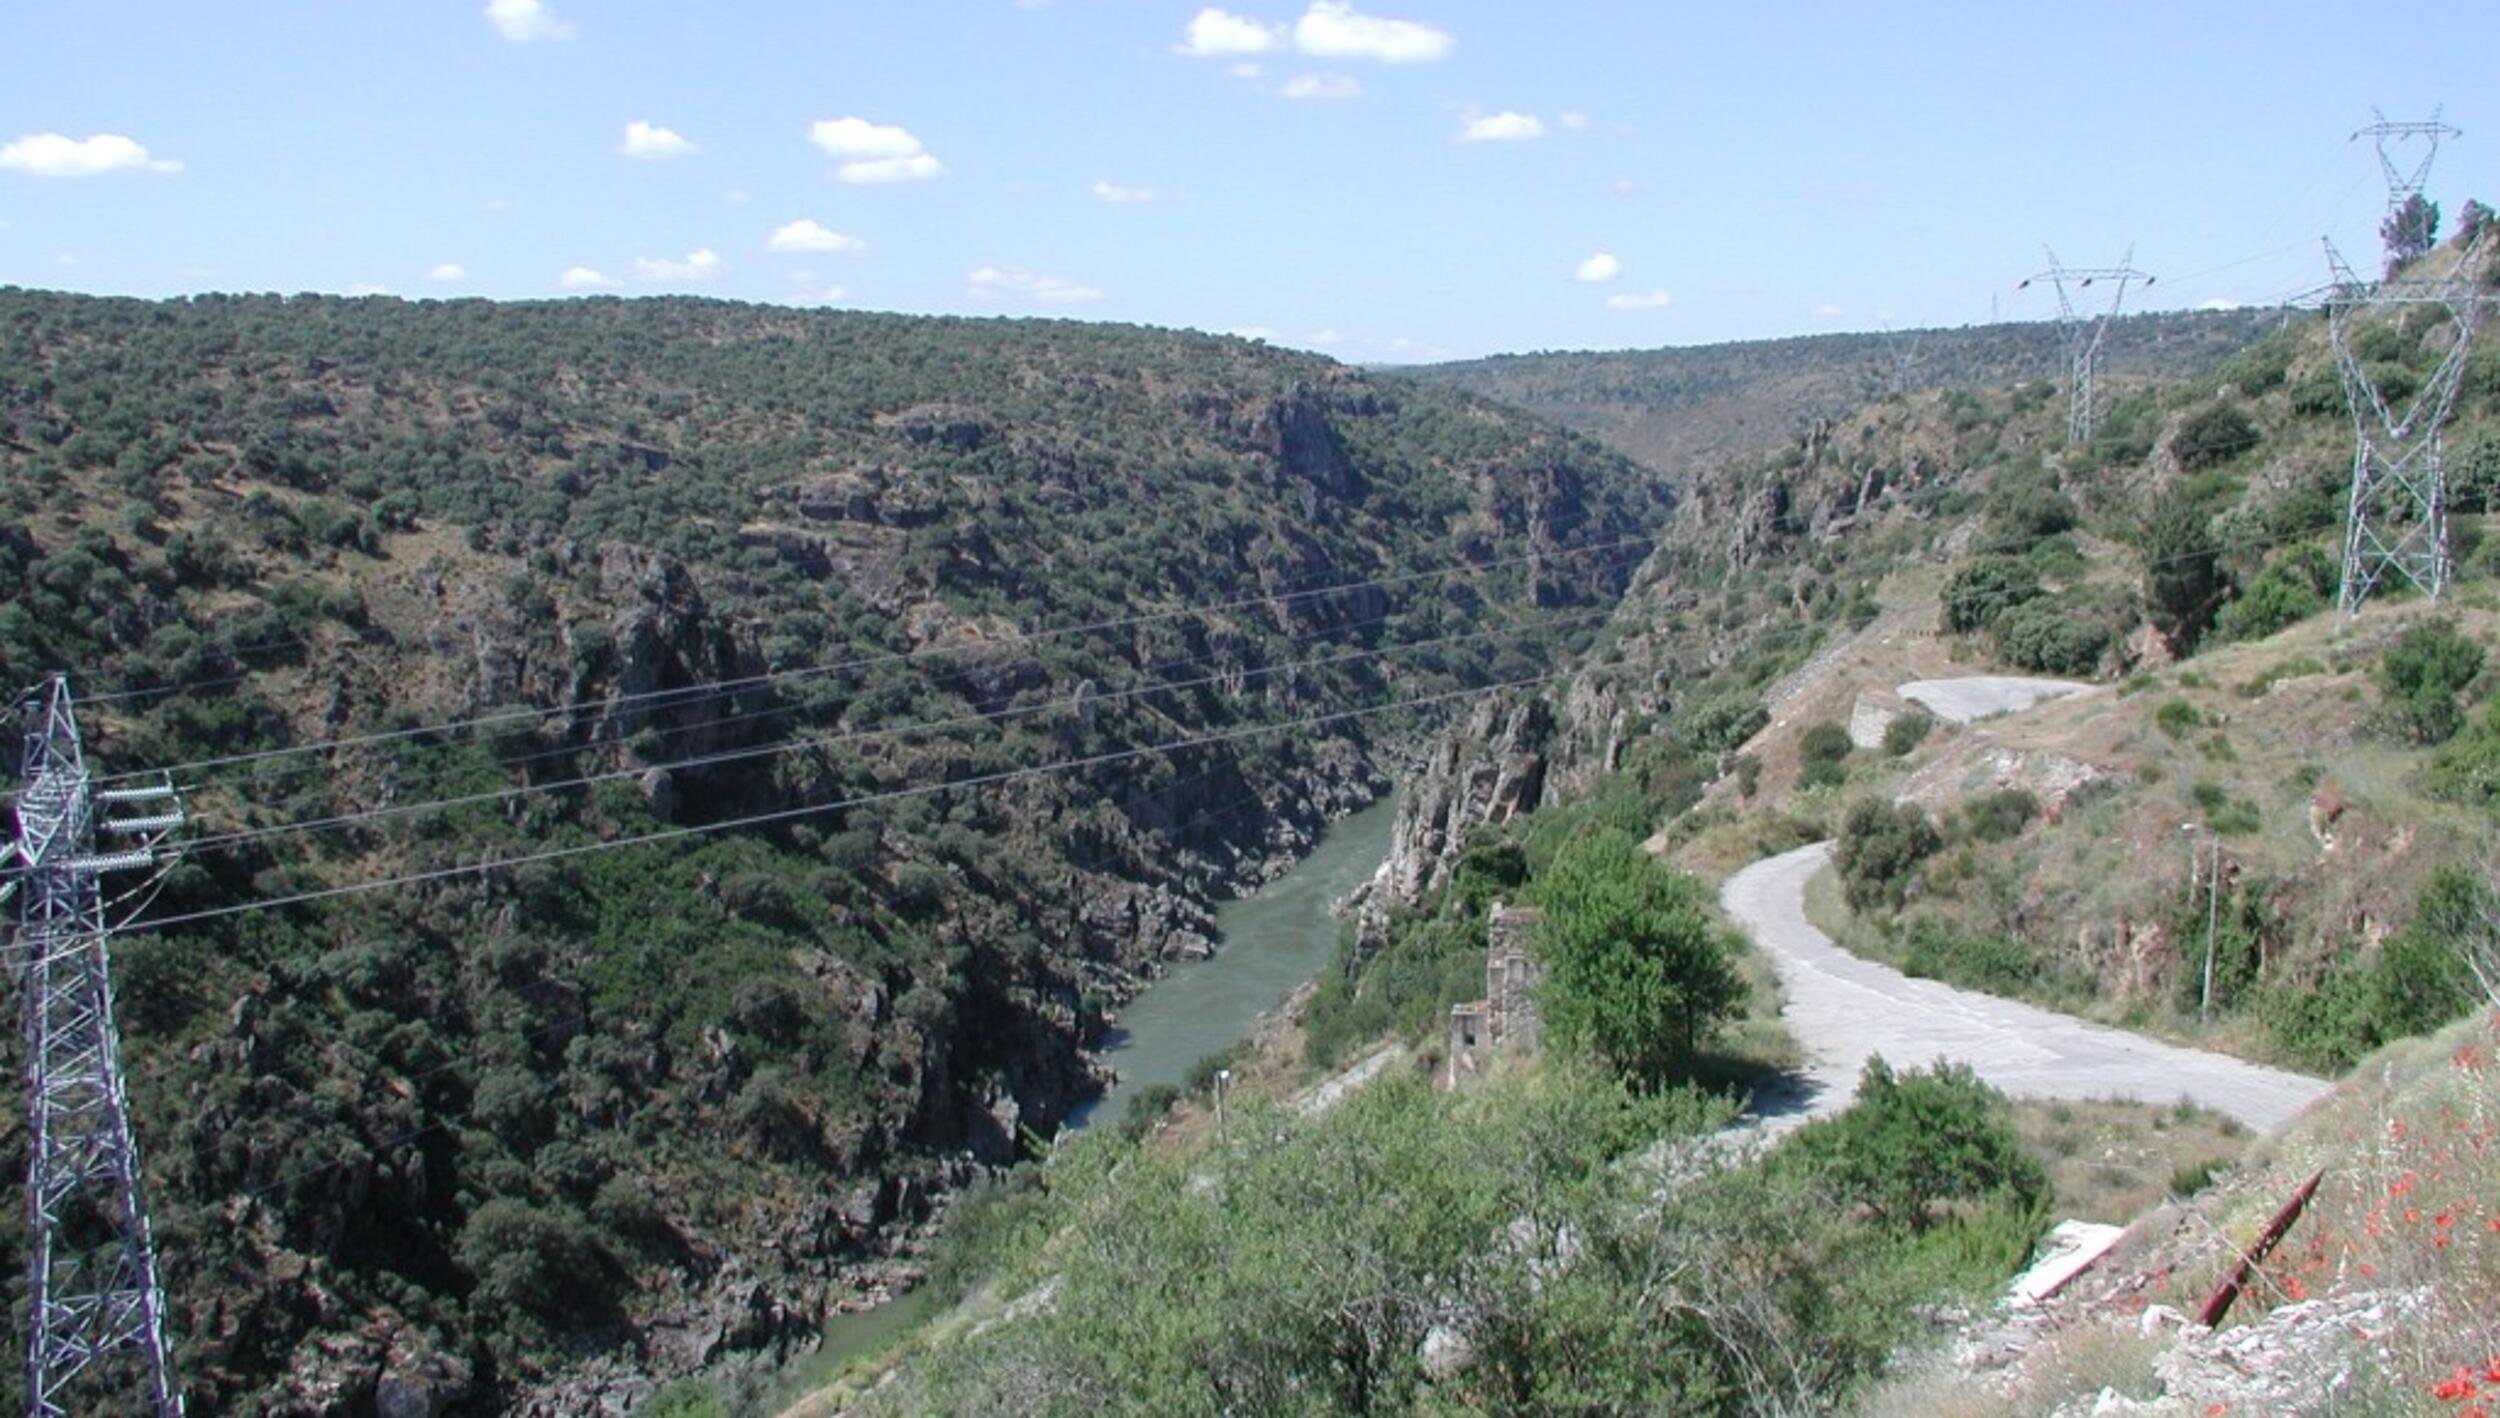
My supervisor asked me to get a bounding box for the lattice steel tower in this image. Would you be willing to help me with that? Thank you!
[5,677,183,1416]
[2321,234,2493,616]
[2020,247,2156,443]
[2354,106,2461,218]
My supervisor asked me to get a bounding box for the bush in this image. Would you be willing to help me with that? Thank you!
[1799,721,1853,789]
[1900,921,2049,996]
[1793,1057,2047,1231]
[1996,599,2111,676]
[1685,695,1769,755]
[1835,799,1941,913]
[1882,710,1935,757]
[2425,700,2500,813]
[2376,618,2487,744]
[2155,699,2203,739]
[1962,788,2039,843]
[2173,402,2260,470]
[2217,545,2333,642]
[1941,556,2043,634]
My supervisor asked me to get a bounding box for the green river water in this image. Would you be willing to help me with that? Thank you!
[803,794,1400,1375]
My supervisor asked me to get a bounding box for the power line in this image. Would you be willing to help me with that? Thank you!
[121,672,1559,937]
[164,542,1648,823]
[96,530,1653,788]
[139,604,1618,867]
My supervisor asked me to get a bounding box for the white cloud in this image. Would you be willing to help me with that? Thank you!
[0,132,181,178]
[1610,177,1637,195]
[1459,111,1545,143]
[1281,73,1362,100]
[1177,8,1283,56]
[633,249,723,283]
[1305,328,1343,345]
[618,121,697,160]
[348,282,393,297]
[1813,303,1845,318]
[1229,325,1278,341]
[484,0,574,42]
[840,154,945,184]
[1090,178,1161,204]
[1606,289,1673,311]
[2197,297,2242,311]
[968,266,1103,305]
[1229,61,1266,78]
[428,263,467,282]
[1293,2,1452,63]
[1575,252,1621,284]
[724,187,750,204]
[785,271,850,305]
[808,117,946,184]
[558,265,618,290]
[1559,111,1590,130]
[768,219,866,254]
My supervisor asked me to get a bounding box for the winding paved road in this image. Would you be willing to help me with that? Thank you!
[1723,846,2328,1133]
[1720,673,2329,1135]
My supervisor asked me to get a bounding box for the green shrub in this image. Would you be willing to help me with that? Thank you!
[1792,1057,2047,1231]
[2375,618,2486,744]
[1882,710,1935,757]
[2424,700,2500,813]
[1900,921,2049,996]
[2155,699,2203,739]
[2217,546,2333,642]
[1941,556,2043,634]
[1962,788,2039,843]
[1685,695,1768,755]
[2173,402,2260,470]
[1799,720,1853,789]
[1996,599,2111,676]
[1835,799,1941,913]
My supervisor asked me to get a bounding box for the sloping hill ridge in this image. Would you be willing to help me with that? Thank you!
[1400,308,2279,476]
[0,290,1668,1411]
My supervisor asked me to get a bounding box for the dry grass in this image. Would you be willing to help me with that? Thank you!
[2012,1096,2251,1225]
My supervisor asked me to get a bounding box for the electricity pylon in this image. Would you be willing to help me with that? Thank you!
[6,677,184,1416]
[2321,233,2493,616]
[2020,247,2156,443]
[2353,106,2461,218]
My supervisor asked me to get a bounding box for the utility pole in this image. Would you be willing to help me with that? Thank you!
[2319,232,2492,616]
[7,677,185,1417]
[2020,247,2156,444]
[2201,834,2221,1021]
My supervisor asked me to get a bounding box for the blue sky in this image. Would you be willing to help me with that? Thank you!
[2,1,2492,361]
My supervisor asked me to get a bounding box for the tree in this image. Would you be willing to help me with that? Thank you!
[1528,830,1745,1086]
[2382,193,2441,270]
[2459,198,2495,244]
[1940,555,2042,634]
[2140,495,2227,653]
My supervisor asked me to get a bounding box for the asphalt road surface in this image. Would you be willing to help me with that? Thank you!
[1720,842,2330,1133]
[1897,675,2093,723]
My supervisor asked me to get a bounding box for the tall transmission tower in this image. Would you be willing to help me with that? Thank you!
[6,677,184,1417]
[2321,233,2493,616]
[2020,247,2156,443]
[2353,106,2461,218]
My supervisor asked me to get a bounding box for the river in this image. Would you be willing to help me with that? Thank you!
[798,794,1399,1384]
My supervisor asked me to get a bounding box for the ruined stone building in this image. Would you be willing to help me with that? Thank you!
[1446,902,1544,1088]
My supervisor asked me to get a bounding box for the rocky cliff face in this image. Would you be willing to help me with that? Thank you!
[0,290,1674,1412]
